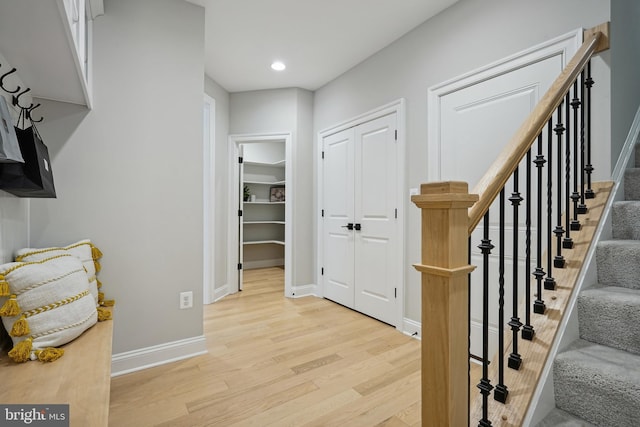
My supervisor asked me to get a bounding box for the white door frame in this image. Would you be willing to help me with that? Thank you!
[227,132,293,296]
[203,94,216,304]
[317,99,406,329]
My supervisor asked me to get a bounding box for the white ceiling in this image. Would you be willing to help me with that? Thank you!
[186,0,459,93]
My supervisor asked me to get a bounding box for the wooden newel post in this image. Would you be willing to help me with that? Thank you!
[411,181,478,426]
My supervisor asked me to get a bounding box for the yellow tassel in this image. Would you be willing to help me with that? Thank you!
[8,337,32,363]
[101,299,115,307]
[35,347,64,362]
[10,315,30,337]
[0,295,20,317]
[97,307,112,321]
[97,279,103,289]
[0,280,9,297]
[98,291,105,303]
[91,245,103,260]
[94,260,102,273]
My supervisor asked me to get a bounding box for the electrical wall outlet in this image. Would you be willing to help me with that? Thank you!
[179,291,193,309]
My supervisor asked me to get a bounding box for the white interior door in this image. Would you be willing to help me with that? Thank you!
[435,45,567,359]
[238,144,244,291]
[322,112,398,326]
[353,114,398,325]
[322,128,355,307]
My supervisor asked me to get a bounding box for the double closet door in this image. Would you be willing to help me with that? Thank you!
[322,113,399,326]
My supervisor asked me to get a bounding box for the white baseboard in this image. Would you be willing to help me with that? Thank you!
[243,259,284,270]
[213,284,230,302]
[289,283,318,298]
[111,335,207,377]
[402,318,421,339]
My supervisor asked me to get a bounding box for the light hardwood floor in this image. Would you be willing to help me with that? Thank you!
[110,267,480,426]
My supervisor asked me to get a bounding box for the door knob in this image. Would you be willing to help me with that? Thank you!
[341,223,354,230]
[354,223,362,231]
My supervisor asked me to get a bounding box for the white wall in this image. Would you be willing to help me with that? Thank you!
[204,76,230,291]
[314,0,610,324]
[229,88,314,287]
[30,0,205,354]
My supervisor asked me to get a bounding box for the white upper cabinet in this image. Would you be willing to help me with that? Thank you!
[0,0,103,108]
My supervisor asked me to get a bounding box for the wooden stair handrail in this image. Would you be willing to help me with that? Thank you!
[468,27,607,234]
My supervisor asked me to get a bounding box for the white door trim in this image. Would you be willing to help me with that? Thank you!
[227,132,293,297]
[317,99,406,329]
[427,28,582,182]
[203,94,215,305]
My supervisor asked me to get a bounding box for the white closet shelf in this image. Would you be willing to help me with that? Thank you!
[244,160,285,168]
[243,221,286,225]
[244,180,286,185]
[243,240,285,246]
[244,201,285,205]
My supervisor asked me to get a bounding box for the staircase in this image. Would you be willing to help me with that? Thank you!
[538,147,640,426]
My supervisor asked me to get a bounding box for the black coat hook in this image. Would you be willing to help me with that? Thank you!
[27,103,43,123]
[12,87,31,109]
[0,67,21,94]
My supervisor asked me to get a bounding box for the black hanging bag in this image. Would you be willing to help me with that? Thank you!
[0,109,56,198]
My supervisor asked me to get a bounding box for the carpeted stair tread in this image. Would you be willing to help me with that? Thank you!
[536,408,595,427]
[554,339,640,427]
[596,240,640,289]
[612,201,640,239]
[578,286,640,355]
[624,168,640,200]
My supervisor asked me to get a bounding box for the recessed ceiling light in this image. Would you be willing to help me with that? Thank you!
[271,61,286,71]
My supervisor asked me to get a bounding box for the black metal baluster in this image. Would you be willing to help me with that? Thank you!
[570,79,582,230]
[578,71,588,214]
[563,91,574,249]
[509,169,523,367]
[585,60,595,199]
[523,149,535,339]
[545,119,556,290]
[478,213,494,427]
[553,104,566,268]
[533,134,546,315]
[495,190,508,403]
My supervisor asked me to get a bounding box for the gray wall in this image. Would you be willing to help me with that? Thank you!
[314,0,610,323]
[230,88,314,287]
[293,89,314,286]
[0,61,31,265]
[611,0,640,167]
[204,76,230,290]
[30,0,205,354]
[0,195,28,264]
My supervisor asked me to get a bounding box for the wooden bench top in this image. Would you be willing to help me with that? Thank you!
[0,313,113,427]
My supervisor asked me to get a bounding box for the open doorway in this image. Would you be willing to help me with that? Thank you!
[228,133,293,297]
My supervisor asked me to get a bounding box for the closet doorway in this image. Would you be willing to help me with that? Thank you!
[228,133,293,296]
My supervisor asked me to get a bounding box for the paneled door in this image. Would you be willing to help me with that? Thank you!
[432,38,574,359]
[322,112,399,325]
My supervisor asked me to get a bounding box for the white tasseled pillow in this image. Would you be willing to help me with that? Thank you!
[15,239,102,306]
[0,254,97,362]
